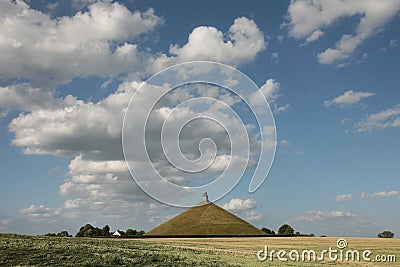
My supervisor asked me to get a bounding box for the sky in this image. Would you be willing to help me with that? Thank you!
[0,0,400,237]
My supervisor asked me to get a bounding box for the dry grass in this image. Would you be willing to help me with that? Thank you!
[142,237,400,266]
[1,234,399,266]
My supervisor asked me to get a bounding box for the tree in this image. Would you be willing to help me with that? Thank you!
[102,225,110,237]
[261,227,274,235]
[378,231,394,238]
[76,224,102,237]
[44,233,57,237]
[59,230,70,237]
[278,224,294,236]
[117,230,125,236]
[125,229,137,236]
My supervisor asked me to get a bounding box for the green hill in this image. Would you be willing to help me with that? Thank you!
[146,202,266,236]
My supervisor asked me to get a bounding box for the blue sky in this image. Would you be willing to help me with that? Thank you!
[1,0,400,237]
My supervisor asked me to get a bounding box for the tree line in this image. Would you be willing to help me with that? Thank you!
[43,224,145,238]
[260,224,314,237]
[261,224,395,238]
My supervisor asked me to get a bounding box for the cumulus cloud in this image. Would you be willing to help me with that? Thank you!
[8,81,155,222]
[303,29,324,45]
[0,0,267,117]
[335,194,353,202]
[19,204,61,220]
[222,198,257,212]
[324,90,375,107]
[249,79,289,114]
[355,103,400,132]
[10,79,267,219]
[167,17,266,67]
[0,1,162,86]
[0,0,268,119]
[3,1,270,229]
[361,190,400,199]
[0,84,63,112]
[246,210,263,221]
[8,81,138,158]
[293,210,356,222]
[286,0,400,64]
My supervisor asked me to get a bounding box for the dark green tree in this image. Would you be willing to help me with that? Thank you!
[261,227,274,235]
[76,224,93,237]
[44,233,57,236]
[114,230,125,236]
[125,229,137,236]
[59,230,70,237]
[278,224,294,236]
[378,231,394,238]
[76,224,102,237]
[102,225,110,237]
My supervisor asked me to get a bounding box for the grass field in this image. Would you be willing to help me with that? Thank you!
[0,234,399,266]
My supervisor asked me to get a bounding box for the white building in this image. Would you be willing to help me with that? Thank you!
[112,230,122,236]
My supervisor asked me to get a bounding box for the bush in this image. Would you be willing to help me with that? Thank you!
[378,231,394,238]
[43,231,71,237]
[261,228,275,235]
[125,229,137,236]
[278,224,294,236]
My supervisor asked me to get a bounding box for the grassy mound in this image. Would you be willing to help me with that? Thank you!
[146,202,266,236]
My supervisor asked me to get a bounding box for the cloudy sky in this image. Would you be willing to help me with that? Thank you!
[1,0,400,237]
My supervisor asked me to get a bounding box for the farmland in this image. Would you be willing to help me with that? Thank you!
[0,234,399,266]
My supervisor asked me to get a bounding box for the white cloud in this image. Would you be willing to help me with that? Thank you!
[8,81,135,158]
[361,190,400,199]
[271,52,279,62]
[19,204,61,220]
[0,84,79,113]
[68,155,127,175]
[167,17,266,67]
[222,198,257,212]
[246,210,263,222]
[148,214,176,224]
[293,210,356,222]
[0,1,162,86]
[324,90,375,107]
[390,39,398,47]
[355,103,400,132]
[0,0,267,118]
[249,79,289,115]
[71,0,112,9]
[257,79,280,104]
[274,104,290,114]
[2,1,270,230]
[335,194,353,202]
[0,1,267,117]
[303,30,324,45]
[286,0,400,64]
[9,79,266,218]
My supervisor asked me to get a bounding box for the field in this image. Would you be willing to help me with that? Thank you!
[0,234,399,266]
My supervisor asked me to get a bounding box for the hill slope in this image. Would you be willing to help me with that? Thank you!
[146,202,266,236]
